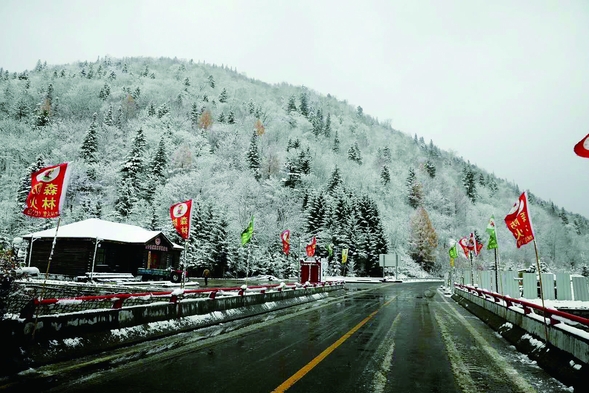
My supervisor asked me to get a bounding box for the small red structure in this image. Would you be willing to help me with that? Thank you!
[300,257,322,284]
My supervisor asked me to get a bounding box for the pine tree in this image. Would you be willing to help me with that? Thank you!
[217,112,226,123]
[219,88,228,103]
[380,165,391,185]
[157,103,170,118]
[16,155,46,209]
[299,92,309,117]
[247,130,261,180]
[409,206,438,272]
[287,95,297,113]
[121,128,147,189]
[115,177,137,219]
[80,113,99,164]
[406,168,422,208]
[333,131,340,153]
[462,167,477,203]
[99,83,110,100]
[151,136,168,183]
[104,105,114,126]
[424,160,436,178]
[208,75,215,88]
[327,166,343,193]
[324,113,331,137]
[228,110,235,124]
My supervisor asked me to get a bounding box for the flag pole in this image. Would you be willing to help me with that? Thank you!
[533,239,549,342]
[469,251,474,286]
[181,240,187,289]
[32,216,62,339]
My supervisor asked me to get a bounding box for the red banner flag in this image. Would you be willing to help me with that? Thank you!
[458,237,470,259]
[281,229,290,255]
[305,236,316,257]
[23,162,71,218]
[504,191,535,248]
[574,133,589,158]
[170,200,193,240]
[468,232,483,256]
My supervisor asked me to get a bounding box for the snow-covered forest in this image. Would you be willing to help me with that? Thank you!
[0,56,587,278]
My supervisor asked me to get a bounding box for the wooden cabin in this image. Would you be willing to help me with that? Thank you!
[22,219,183,278]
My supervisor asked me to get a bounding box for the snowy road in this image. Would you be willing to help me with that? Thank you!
[41,282,571,392]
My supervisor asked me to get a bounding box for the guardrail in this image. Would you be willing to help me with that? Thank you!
[23,281,344,318]
[454,283,589,329]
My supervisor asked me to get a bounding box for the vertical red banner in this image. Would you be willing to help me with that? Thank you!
[281,229,290,255]
[504,191,535,248]
[23,162,71,218]
[170,200,193,240]
[305,236,316,257]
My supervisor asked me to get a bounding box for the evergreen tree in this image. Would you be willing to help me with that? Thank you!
[99,83,110,100]
[151,136,168,183]
[219,88,228,103]
[120,128,147,193]
[347,142,362,164]
[287,95,297,113]
[409,206,438,272]
[157,103,170,118]
[462,167,477,203]
[327,166,343,193]
[406,168,422,208]
[80,113,99,164]
[247,130,261,180]
[424,160,436,178]
[115,177,137,219]
[380,165,391,185]
[217,112,226,123]
[183,77,190,87]
[324,113,331,137]
[208,75,215,88]
[228,110,235,124]
[299,92,309,117]
[333,131,340,153]
[16,155,46,209]
[104,105,114,126]
[312,108,324,137]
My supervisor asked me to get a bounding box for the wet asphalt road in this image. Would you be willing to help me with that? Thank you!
[45,281,571,393]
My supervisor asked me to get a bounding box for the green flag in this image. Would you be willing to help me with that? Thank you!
[241,216,254,246]
[449,243,458,259]
[486,215,498,250]
[326,243,333,257]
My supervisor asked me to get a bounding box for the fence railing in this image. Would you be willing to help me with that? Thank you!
[23,281,345,318]
[450,270,589,301]
[454,283,589,330]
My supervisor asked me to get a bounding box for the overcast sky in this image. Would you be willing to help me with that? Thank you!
[1,0,588,218]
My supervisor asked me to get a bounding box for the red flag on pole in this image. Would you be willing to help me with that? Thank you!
[504,191,535,248]
[23,162,71,218]
[468,232,483,256]
[305,236,316,257]
[458,237,470,259]
[170,200,193,240]
[281,230,290,255]
[574,133,589,158]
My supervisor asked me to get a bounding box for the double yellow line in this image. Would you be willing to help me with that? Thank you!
[272,296,396,392]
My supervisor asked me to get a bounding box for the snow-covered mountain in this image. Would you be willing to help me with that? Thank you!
[0,56,587,278]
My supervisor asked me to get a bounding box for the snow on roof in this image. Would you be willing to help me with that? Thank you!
[22,218,173,245]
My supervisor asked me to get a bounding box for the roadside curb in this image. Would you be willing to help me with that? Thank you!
[452,292,589,390]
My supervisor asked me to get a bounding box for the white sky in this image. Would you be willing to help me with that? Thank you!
[1,0,588,218]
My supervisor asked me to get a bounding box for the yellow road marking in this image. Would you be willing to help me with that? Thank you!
[271,297,396,393]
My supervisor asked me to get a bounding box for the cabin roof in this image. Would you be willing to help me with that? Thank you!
[22,218,181,248]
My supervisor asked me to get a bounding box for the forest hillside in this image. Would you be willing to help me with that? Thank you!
[0,57,587,278]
